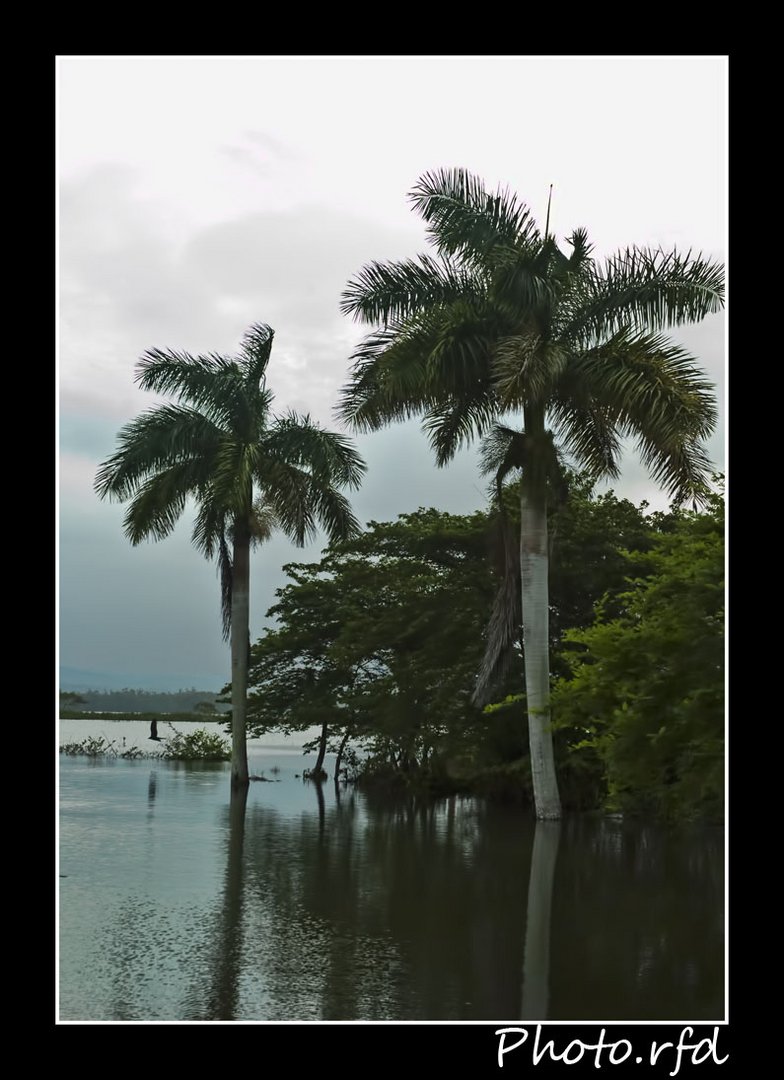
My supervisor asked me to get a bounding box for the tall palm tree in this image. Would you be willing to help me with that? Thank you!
[337,168,723,819]
[95,323,366,789]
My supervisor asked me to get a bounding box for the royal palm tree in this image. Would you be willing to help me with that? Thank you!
[95,324,366,789]
[338,168,723,819]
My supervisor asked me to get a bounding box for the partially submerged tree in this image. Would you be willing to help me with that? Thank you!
[247,509,498,781]
[338,168,723,818]
[95,324,365,788]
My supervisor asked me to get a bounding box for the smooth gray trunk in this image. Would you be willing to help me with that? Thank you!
[230,529,250,789]
[520,484,562,820]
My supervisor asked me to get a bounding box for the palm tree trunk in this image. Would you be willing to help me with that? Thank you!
[519,479,562,820]
[230,525,251,789]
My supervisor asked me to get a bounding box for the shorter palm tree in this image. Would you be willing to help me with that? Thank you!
[95,324,366,788]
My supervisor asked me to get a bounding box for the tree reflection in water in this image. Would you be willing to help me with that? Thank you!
[64,763,722,1021]
[521,821,561,1020]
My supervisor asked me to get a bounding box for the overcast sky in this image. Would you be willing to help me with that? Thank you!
[57,55,727,691]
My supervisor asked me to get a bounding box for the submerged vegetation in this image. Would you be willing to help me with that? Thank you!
[60,729,231,762]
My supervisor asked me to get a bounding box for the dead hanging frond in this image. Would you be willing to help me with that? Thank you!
[219,533,233,642]
[473,482,522,706]
[250,499,279,545]
[473,423,571,705]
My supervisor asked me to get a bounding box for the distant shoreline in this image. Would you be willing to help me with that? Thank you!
[59,710,227,723]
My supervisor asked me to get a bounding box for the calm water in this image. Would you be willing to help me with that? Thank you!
[58,721,724,1022]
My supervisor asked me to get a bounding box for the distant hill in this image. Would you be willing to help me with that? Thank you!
[59,666,227,693]
[61,687,231,715]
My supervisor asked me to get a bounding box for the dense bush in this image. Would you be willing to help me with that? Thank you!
[162,729,231,761]
[552,492,724,822]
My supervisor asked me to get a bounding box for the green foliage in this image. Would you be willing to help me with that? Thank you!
[162,729,231,761]
[246,508,506,776]
[244,480,723,820]
[59,736,150,759]
[552,492,724,821]
[59,728,230,762]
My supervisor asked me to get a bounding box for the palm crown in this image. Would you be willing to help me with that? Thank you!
[96,323,366,634]
[339,168,722,504]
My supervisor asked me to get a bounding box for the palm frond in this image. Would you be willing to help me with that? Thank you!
[549,402,623,481]
[490,250,559,321]
[136,347,236,399]
[263,414,367,490]
[492,335,568,408]
[566,330,718,439]
[564,247,725,342]
[478,424,528,481]
[473,512,521,706]
[120,464,199,545]
[307,484,363,543]
[341,293,519,461]
[422,391,499,467]
[250,499,279,545]
[566,227,594,269]
[95,406,222,502]
[239,323,274,387]
[635,430,715,506]
[557,330,718,501]
[254,454,318,546]
[341,324,431,427]
[340,253,483,325]
[409,168,541,264]
[192,493,230,561]
[219,532,233,642]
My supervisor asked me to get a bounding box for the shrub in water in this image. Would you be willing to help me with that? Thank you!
[162,729,230,762]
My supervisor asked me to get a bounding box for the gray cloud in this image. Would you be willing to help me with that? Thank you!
[59,158,724,690]
[60,166,424,429]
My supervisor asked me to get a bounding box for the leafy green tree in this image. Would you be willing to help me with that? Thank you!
[338,168,723,818]
[552,492,724,821]
[95,324,365,788]
[247,509,500,780]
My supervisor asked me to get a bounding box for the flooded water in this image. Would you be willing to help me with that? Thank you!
[58,721,724,1022]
